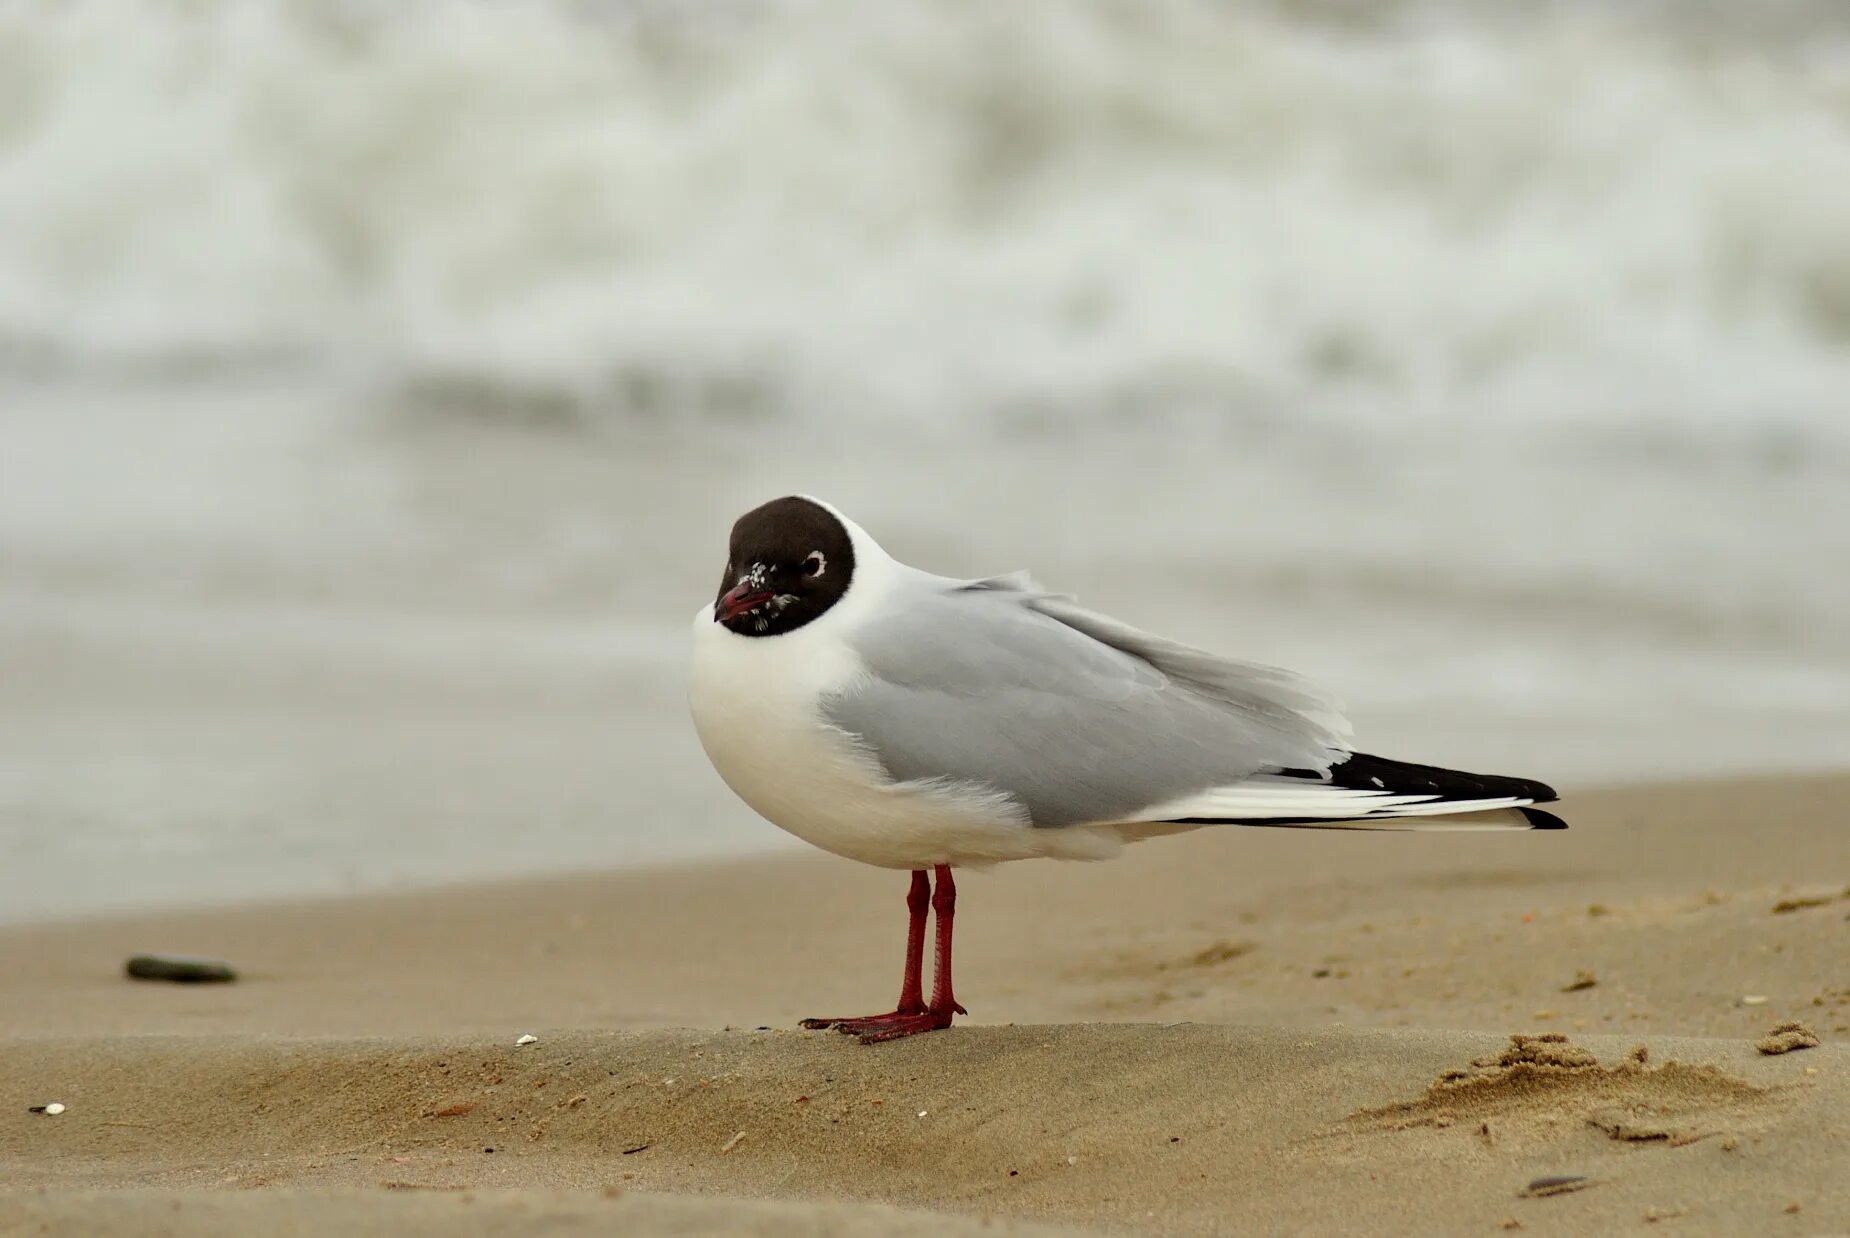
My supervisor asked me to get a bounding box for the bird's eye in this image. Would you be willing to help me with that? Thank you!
[802,551,826,578]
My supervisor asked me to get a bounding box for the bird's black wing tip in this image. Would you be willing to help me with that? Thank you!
[1520,807,1569,830]
[1320,753,1560,805]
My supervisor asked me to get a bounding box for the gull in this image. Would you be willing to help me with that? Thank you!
[689,496,1565,1042]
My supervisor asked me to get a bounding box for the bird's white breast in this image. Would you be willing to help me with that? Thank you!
[687,598,1124,870]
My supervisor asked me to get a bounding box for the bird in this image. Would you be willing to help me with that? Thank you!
[688,495,1565,1043]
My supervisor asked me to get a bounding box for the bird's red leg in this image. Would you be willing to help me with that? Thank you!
[851,864,965,1044]
[928,863,967,1017]
[800,870,929,1032]
[896,867,930,1013]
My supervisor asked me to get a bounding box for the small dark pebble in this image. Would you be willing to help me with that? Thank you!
[483,1147,495,1154]
[125,954,237,984]
[1522,1175,1593,1198]
[1312,968,1332,978]
[1008,1170,1019,1177]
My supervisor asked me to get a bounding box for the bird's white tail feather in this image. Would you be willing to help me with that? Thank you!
[1258,807,1544,832]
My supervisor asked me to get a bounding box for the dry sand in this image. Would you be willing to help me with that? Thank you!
[4,774,1848,1234]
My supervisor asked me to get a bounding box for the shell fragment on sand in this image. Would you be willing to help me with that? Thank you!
[26,1103,66,1115]
[515,1034,539,1046]
[1561,970,1598,992]
[124,954,238,983]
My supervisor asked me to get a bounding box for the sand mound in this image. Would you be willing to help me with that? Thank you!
[1348,1033,1782,1148]
[6,1027,1847,1234]
[1756,1022,1821,1055]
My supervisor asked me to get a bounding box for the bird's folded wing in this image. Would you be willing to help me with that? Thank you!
[823,576,1349,828]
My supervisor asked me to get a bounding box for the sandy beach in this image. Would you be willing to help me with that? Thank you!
[8,3,1850,1233]
[4,773,1846,1234]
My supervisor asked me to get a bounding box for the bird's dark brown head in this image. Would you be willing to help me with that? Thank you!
[713,496,857,637]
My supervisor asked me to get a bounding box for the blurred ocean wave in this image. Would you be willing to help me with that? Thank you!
[3,0,1850,447]
[4,1,1850,918]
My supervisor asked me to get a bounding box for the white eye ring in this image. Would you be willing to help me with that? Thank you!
[802,551,826,578]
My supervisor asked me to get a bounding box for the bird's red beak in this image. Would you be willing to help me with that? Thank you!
[715,582,775,623]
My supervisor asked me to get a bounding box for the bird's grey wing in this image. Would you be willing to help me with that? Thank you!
[823,577,1349,828]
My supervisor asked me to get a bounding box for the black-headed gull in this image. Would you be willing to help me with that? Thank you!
[689,496,1564,1042]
